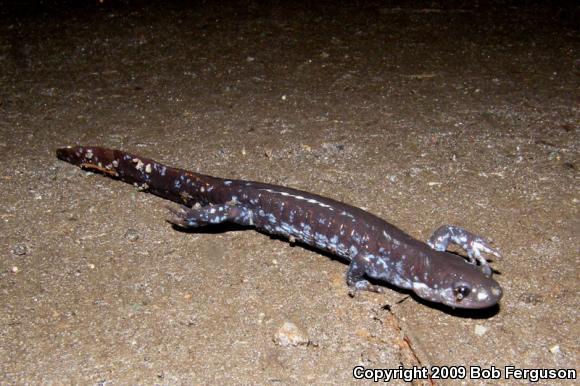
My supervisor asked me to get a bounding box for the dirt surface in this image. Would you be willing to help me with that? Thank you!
[1,1,578,384]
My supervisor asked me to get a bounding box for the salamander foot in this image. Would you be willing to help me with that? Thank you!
[428,225,501,278]
[346,257,384,295]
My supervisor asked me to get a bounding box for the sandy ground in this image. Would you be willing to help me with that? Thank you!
[0,1,578,384]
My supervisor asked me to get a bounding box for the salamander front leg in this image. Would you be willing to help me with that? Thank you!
[428,225,501,277]
[167,203,255,228]
[346,255,384,295]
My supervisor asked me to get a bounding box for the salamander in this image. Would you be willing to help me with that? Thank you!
[56,146,503,309]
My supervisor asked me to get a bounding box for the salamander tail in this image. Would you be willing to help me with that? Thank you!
[56,146,218,206]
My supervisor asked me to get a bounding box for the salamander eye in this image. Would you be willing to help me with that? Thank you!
[453,283,471,301]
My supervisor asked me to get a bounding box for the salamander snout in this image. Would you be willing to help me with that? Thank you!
[448,278,503,309]
[412,271,503,309]
[411,251,504,309]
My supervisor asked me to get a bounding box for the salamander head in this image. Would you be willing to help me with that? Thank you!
[411,251,503,309]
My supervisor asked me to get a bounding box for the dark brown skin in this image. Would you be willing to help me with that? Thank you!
[57,146,503,309]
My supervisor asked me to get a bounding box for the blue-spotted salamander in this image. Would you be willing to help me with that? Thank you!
[57,146,503,309]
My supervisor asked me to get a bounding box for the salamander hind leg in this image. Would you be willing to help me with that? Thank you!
[167,203,254,228]
[428,225,501,278]
[346,255,384,295]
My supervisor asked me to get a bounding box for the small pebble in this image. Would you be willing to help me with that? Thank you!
[257,312,266,324]
[124,228,140,241]
[11,244,28,256]
[549,344,562,355]
[11,266,19,273]
[322,143,345,152]
[474,324,488,336]
[274,322,309,346]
